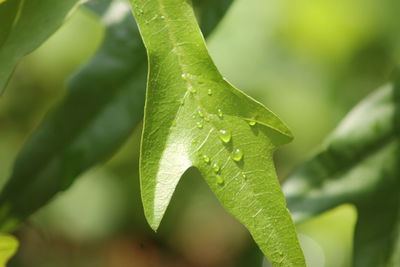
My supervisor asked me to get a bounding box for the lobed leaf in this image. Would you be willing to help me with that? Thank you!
[0,0,79,93]
[130,0,305,265]
[283,82,400,266]
[0,0,233,232]
[0,234,18,267]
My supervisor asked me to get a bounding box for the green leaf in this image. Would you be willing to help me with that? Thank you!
[0,0,79,93]
[130,0,305,265]
[354,191,400,267]
[0,0,232,231]
[284,83,400,223]
[193,0,233,36]
[283,82,400,266]
[0,234,18,267]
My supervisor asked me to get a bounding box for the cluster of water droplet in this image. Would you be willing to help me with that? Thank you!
[177,72,260,185]
[196,125,247,186]
[216,129,243,161]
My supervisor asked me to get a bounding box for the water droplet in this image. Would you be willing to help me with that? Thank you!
[181,73,187,80]
[279,252,284,257]
[197,122,203,129]
[218,129,231,143]
[242,173,247,179]
[179,99,184,105]
[139,9,144,14]
[198,110,204,118]
[216,175,224,185]
[171,121,177,127]
[203,155,210,163]
[160,15,165,19]
[217,108,223,118]
[207,89,213,96]
[212,163,220,173]
[232,148,243,162]
[248,119,257,126]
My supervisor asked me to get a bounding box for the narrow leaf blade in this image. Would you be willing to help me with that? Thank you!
[283,80,400,266]
[284,84,400,223]
[0,0,144,230]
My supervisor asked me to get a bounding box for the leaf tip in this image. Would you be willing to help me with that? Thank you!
[143,208,163,233]
[148,219,161,232]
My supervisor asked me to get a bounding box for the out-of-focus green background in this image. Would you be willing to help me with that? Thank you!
[1,0,399,266]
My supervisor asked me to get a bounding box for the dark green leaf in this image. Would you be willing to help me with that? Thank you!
[193,0,233,36]
[284,82,400,266]
[0,0,233,231]
[354,191,400,267]
[0,234,18,267]
[0,0,79,93]
[130,0,305,265]
[284,83,400,223]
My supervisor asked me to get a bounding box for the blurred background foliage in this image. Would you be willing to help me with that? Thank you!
[1,0,399,266]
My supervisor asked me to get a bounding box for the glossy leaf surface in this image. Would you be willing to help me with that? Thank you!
[130,0,305,265]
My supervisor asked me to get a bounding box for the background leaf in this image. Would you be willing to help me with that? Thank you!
[0,0,79,93]
[0,234,18,267]
[0,0,233,232]
[131,0,305,265]
[283,81,400,266]
[354,191,400,267]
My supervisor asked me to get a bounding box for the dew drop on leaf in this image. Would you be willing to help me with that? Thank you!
[181,73,187,79]
[218,129,231,143]
[179,99,184,105]
[212,163,220,173]
[171,121,177,127]
[216,175,224,185]
[203,155,210,163]
[197,122,203,129]
[242,173,247,179]
[232,148,243,162]
[248,119,257,126]
[207,89,213,96]
[198,110,204,118]
[217,108,223,118]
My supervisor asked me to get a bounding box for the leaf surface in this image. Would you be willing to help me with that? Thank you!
[0,234,18,267]
[130,0,305,265]
[0,0,232,231]
[283,82,400,266]
[0,0,79,93]
[354,191,400,267]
